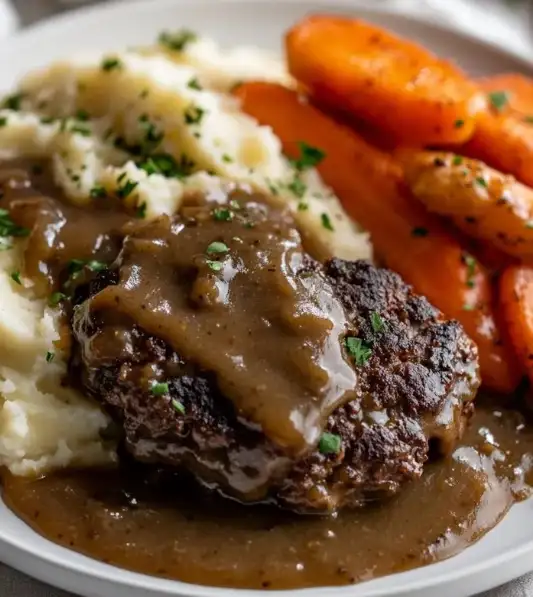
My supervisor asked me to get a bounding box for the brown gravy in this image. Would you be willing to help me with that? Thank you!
[0,159,531,590]
[83,197,356,456]
[3,404,533,590]
[0,162,129,298]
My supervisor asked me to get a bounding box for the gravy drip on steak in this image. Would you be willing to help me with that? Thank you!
[0,160,356,472]
[0,162,129,298]
[80,195,357,456]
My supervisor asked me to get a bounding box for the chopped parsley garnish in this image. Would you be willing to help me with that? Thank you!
[187,77,202,91]
[136,202,147,219]
[87,260,107,272]
[40,116,55,125]
[71,124,91,137]
[463,253,477,288]
[0,117,7,128]
[287,176,306,198]
[10,271,21,285]
[454,119,465,128]
[291,142,326,171]
[318,432,342,455]
[213,207,233,222]
[151,381,169,396]
[222,154,233,163]
[321,213,334,231]
[116,178,139,199]
[138,114,164,148]
[138,153,194,179]
[101,57,122,72]
[49,292,67,307]
[371,312,385,333]
[207,241,229,254]
[3,93,23,111]
[158,29,197,52]
[172,399,186,414]
[412,226,429,237]
[67,259,86,276]
[475,176,488,188]
[345,337,372,366]
[90,185,107,199]
[206,260,224,272]
[524,116,533,124]
[184,104,205,125]
[138,157,160,176]
[45,351,55,364]
[488,90,510,112]
[67,259,106,278]
[75,109,90,121]
[297,201,309,211]
[526,220,533,229]
[452,155,463,166]
[463,304,475,311]
[0,208,30,240]
[229,200,241,210]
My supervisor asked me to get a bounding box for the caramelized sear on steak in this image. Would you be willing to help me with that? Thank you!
[69,193,480,514]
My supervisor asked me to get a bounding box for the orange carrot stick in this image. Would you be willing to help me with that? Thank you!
[285,15,485,146]
[464,74,533,187]
[236,82,520,393]
[479,74,533,117]
[400,150,533,261]
[500,265,533,387]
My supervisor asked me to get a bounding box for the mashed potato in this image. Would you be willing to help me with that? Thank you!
[0,33,372,477]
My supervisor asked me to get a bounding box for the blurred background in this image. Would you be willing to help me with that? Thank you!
[1,0,532,57]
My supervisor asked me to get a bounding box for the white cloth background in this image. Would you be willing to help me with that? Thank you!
[0,0,532,595]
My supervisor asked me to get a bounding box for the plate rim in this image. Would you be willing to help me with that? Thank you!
[1,0,533,596]
[2,0,533,67]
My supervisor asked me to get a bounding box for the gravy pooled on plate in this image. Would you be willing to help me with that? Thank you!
[0,160,527,591]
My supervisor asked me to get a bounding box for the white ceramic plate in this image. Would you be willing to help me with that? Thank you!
[1,1,533,596]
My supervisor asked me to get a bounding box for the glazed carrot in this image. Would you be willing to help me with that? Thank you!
[499,265,533,386]
[479,74,533,118]
[236,82,520,393]
[400,151,533,261]
[464,74,533,187]
[285,15,485,146]
[309,96,398,152]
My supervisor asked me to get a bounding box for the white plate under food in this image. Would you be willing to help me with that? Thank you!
[1,1,533,596]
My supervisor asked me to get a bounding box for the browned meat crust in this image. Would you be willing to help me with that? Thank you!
[70,260,479,513]
[278,260,477,511]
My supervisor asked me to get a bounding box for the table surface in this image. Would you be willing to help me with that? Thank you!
[1,0,533,595]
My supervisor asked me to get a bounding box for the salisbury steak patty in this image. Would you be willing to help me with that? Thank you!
[69,195,479,513]
[277,259,478,511]
[70,265,478,513]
